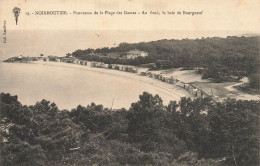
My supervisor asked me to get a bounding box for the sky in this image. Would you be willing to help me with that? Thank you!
[0,0,259,60]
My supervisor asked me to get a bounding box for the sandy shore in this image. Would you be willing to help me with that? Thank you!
[33,61,194,101]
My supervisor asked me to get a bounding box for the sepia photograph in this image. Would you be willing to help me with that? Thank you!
[0,0,260,165]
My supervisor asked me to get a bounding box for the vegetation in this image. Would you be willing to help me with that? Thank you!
[248,73,260,91]
[1,92,259,166]
[70,36,259,83]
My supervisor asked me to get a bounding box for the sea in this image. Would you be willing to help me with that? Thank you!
[0,62,180,110]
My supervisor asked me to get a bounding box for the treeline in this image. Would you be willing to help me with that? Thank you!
[248,73,260,90]
[70,53,155,66]
[71,36,259,83]
[1,92,259,166]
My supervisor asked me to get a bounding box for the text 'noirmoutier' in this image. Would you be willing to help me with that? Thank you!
[34,11,147,15]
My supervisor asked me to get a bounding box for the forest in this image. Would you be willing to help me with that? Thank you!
[1,92,259,166]
[71,36,259,85]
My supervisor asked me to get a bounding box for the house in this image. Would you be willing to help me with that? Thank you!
[163,77,167,82]
[37,57,49,61]
[118,65,124,71]
[17,55,24,59]
[87,61,93,67]
[152,73,157,78]
[80,61,87,65]
[91,62,102,67]
[175,81,185,87]
[60,57,73,63]
[168,76,176,84]
[196,90,203,97]
[190,88,197,95]
[184,84,190,90]
[132,68,138,73]
[100,63,106,68]
[140,72,147,76]
[125,66,130,72]
[126,67,134,72]
[96,62,102,68]
[111,64,117,69]
[124,49,148,59]
[55,58,61,62]
[37,57,44,61]
[115,65,120,70]
[92,62,97,67]
[154,74,159,79]
[162,76,166,82]
[195,67,205,74]
[60,58,66,62]
[122,66,128,71]
[164,77,170,83]
[158,74,163,80]
[108,64,113,69]
[73,59,80,64]
[126,67,138,73]
[145,72,153,78]
[103,64,109,68]
[148,73,154,78]
[89,62,95,67]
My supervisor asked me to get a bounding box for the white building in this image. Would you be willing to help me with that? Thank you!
[125,50,148,59]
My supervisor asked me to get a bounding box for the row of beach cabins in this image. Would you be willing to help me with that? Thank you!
[58,58,139,73]
[139,71,209,98]
[53,57,216,101]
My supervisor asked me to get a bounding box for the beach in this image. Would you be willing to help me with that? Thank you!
[33,61,194,99]
[0,61,194,110]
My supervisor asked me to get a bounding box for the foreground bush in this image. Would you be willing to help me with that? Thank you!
[0,92,259,165]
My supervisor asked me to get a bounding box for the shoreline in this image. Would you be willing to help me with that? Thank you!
[31,61,194,101]
[2,61,259,108]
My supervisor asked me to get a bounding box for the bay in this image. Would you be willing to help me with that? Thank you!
[0,62,185,109]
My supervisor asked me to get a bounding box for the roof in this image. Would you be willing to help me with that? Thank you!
[127,50,146,54]
[175,81,184,86]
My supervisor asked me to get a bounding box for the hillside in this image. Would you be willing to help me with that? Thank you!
[70,36,259,85]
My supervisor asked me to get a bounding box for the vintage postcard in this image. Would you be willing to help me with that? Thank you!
[0,0,259,165]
